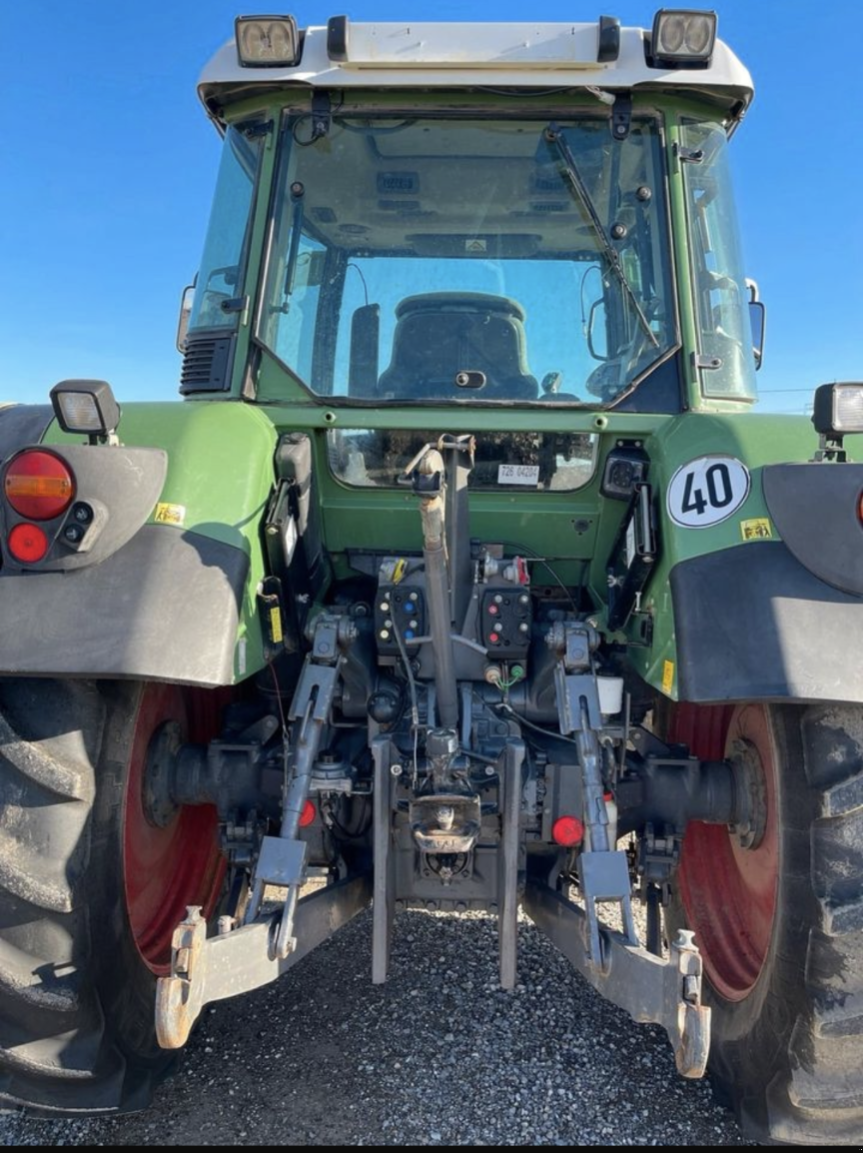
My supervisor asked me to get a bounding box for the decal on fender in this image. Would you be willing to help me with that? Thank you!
[740,517,773,542]
[154,502,187,527]
[666,456,750,528]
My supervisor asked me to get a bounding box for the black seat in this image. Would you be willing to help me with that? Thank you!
[377,293,539,401]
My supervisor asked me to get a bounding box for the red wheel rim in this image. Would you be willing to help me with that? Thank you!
[670,703,779,1002]
[123,684,229,975]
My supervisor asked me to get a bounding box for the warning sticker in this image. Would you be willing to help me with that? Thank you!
[154,502,186,527]
[498,464,540,486]
[740,517,773,542]
[662,660,675,695]
[269,607,284,645]
[392,558,408,584]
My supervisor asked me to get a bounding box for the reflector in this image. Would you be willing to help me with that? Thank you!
[552,816,585,848]
[7,523,49,564]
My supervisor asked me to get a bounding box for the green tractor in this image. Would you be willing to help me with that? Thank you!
[1,10,861,1144]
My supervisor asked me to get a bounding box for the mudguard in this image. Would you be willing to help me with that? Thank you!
[0,401,278,687]
[0,525,249,685]
[762,462,863,597]
[670,541,863,704]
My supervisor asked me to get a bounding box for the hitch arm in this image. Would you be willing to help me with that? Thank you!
[524,881,711,1078]
[155,874,372,1049]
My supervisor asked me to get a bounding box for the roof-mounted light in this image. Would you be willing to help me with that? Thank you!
[235,15,301,68]
[651,9,717,67]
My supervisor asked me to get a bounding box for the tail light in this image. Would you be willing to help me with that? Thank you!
[299,799,317,828]
[7,523,49,564]
[5,450,75,521]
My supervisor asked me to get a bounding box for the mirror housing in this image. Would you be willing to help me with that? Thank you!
[587,299,609,361]
[176,283,195,353]
[746,279,766,370]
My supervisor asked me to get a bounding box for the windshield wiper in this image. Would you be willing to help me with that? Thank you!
[544,123,658,349]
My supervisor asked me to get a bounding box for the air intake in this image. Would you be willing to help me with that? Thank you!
[179,332,235,394]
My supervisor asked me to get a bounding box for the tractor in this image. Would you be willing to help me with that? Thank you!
[1,11,861,1145]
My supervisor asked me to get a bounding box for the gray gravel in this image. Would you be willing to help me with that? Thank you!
[0,909,751,1146]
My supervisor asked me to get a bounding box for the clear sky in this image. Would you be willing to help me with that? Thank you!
[1,1,861,414]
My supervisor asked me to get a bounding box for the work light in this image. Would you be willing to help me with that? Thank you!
[812,383,863,437]
[50,380,121,438]
[235,16,301,67]
[651,9,717,66]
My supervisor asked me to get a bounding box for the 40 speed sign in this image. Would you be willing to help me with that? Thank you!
[666,456,750,528]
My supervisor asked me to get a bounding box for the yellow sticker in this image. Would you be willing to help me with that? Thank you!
[154,502,186,527]
[269,607,284,645]
[662,660,675,695]
[392,557,408,584]
[740,517,773,542]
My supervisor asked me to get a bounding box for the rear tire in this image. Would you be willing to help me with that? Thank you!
[0,679,229,1116]
[667,702,863,1145]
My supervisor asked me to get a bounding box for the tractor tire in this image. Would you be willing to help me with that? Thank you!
[667,701,863,1145]
[0,678,229,1116]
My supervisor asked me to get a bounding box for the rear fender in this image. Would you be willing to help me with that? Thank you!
[670,542,863,704]
[624,415,863,705]
[0,401,279,686]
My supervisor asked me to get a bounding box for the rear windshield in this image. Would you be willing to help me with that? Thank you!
[256,114,677,408]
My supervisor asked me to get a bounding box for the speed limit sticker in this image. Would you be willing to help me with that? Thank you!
[666,456,750,528]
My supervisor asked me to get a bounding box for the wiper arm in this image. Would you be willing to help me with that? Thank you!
[545,123,658,349]
[280,182,307,310]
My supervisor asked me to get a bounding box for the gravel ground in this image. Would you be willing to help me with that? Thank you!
[0,909,751,1146]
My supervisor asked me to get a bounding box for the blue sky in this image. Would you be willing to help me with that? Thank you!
[1,1,860,414]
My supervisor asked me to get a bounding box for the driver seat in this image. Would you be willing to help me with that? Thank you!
[377,293,539,401]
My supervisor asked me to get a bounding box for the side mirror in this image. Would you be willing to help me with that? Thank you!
[587,299,609,361]
[176,283,195,353]
[746,279,766,370]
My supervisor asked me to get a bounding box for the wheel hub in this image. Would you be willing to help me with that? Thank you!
[672,702,780,1003]
[728,737,768,851]
[142,720,183,829]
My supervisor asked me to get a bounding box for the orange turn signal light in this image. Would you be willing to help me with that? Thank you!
[4,451,75,521]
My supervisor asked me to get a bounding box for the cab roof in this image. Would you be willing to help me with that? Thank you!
[198,18,753,125]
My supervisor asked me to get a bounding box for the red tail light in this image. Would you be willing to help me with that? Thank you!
[7,523,49,564]
[5,450,75,521]
[299,799,317,828]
